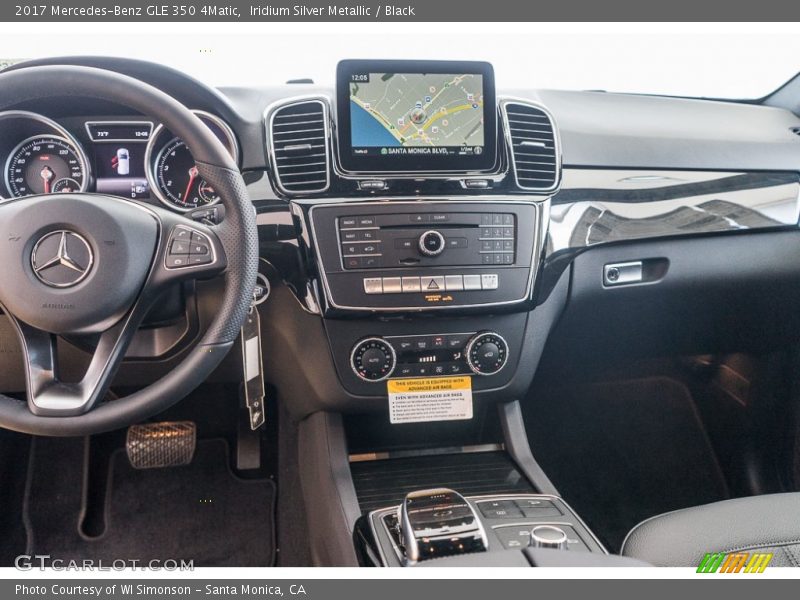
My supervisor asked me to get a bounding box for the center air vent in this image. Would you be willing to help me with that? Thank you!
[502,101,560,192]
[269,98,330,195]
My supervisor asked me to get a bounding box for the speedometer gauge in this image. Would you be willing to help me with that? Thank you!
[154,138,220,210]
[5,135,86,197]
[145,110,238,212]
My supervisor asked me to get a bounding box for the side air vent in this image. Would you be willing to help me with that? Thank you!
[269,98,330,195]
[502,101,560,192]
[790,126,800,137]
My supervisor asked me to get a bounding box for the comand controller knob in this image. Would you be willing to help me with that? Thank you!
[418,230,446,257]
[350,337,397,382]
[529,525,569,551]
[465,331,509,376]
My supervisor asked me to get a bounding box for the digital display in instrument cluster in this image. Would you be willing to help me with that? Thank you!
[85,121,152,199]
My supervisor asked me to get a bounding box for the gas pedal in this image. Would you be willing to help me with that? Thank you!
[126,421,196,469]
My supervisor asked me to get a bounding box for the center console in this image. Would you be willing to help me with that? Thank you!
[362,490,606,567]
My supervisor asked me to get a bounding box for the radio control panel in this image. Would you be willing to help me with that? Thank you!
[310,202,542,312]
[338,211,516,270]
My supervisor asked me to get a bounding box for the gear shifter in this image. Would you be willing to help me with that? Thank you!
[399,488,488,564]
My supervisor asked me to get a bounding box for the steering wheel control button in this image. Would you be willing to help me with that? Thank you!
[166,225,213,269]
[418,230,446,257]
[466,332,509,376]
[31,230,94,288]
[530,525,569,551]
[351,338,397,382]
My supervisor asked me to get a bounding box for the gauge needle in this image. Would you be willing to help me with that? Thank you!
[184,165,199,202]
[40,166,54,194]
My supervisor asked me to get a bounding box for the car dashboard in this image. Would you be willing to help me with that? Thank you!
[2,55,800,568]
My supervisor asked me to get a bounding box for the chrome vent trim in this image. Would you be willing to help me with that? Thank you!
[267,97,331,195]
[501,98,561,193]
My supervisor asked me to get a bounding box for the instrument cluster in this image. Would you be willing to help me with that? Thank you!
[0,109,239,213]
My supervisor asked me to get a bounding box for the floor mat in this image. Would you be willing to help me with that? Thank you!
[24,437,275,567]
[524,376,729,552]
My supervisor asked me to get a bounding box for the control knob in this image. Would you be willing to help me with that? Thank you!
[465,331,509,376]
[350,337,397,382]
[418,230,446,257]
[529,525,569,551]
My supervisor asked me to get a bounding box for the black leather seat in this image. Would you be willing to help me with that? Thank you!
[621,492,800,567]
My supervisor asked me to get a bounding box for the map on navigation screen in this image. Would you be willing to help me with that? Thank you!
[349,72,485,157]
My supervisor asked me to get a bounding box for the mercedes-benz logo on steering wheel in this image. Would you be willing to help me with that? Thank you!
[31,230,94,288]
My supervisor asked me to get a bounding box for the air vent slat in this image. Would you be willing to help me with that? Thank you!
[269,99,330,195]
[504,102,559,192]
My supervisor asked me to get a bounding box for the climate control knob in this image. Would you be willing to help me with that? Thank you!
[351,337,397,382]
[418,230,446,257]
[466,332,509,376]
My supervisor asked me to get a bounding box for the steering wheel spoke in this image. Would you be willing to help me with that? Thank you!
[10,300,151,417]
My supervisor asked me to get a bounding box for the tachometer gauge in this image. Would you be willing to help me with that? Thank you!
[154,138,219,211]
[5,135,86,197]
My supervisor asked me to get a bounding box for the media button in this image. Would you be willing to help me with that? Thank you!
[357,216,376,227]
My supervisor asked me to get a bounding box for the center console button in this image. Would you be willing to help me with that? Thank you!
[444,275,464,291]
[350,338,397,382]
[401,277,421,293]
[418,230,446,257]
[481,274,499,290]
[530,525,569,551]
[363,278,383,295]
[421,276,445,292]
[382,277,402,293]
[478,500,523,519]
[466,331,509,376]
[463,274,482,290]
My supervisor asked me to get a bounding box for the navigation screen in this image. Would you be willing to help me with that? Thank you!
[349,72,485,158]
[336,60,497,174]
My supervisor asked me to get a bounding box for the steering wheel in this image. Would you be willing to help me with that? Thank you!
[0,66,258,436]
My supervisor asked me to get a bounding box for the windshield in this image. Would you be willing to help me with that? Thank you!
[0,23,797,99]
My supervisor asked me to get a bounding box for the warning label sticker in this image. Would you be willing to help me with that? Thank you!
[387,376,473,424]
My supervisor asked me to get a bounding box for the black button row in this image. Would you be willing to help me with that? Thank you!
[480,226,515,240]
[480,213,515,226]
[339,216,377,229]
[165,226,213,268]
[481,253,514,265]
[344,255,382,269]
[394,361,467,378]
[389,333,471,352]
[478,498,562,519]
[341,229,379,242]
